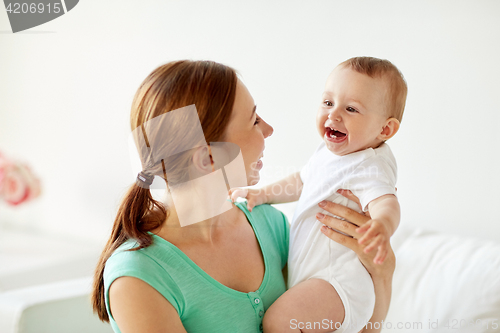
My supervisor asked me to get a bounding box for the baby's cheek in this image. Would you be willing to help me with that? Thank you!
[315,112,326,131]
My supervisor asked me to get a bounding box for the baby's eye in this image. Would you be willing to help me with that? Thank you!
[323,100,333,107]
[346,106,358,113]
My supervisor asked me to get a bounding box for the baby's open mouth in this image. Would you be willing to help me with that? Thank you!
[325,127,347,139]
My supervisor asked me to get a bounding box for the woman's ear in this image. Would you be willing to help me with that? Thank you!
[377,118,400,141]
[192,146,214,173]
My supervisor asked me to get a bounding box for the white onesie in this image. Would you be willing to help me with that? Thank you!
[288,142,397,333]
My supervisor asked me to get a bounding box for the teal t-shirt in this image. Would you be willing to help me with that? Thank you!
[103,203,289,333]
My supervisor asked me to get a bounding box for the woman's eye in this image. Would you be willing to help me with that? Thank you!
[254,117,261,125]
[346,106,358,113]
[323,100,333,107]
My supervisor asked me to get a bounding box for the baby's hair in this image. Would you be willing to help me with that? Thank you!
[339,57,407,122]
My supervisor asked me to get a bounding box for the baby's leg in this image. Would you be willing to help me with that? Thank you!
[263,278,345,333]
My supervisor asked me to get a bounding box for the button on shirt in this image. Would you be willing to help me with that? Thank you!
[248,292,265,332]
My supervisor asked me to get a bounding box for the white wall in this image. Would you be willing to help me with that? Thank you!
[1,0,499,244]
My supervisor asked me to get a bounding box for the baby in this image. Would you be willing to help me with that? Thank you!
[231,57,407,332]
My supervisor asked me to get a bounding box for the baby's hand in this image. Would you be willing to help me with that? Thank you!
[228,188,268,212]
[356,219,390,264]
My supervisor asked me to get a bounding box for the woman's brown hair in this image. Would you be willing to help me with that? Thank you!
[91,60,238,322]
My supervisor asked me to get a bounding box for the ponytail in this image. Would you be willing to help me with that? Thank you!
[91,183,167,322]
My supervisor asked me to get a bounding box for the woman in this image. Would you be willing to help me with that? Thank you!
[91,60,395,333]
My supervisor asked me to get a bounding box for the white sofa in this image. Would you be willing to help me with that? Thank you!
[384,227,500,332]
[0,225,112,333]
[1,226,499,333]
[0,278,113,333]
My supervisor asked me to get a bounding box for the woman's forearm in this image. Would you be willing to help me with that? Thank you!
[364,272,394,333]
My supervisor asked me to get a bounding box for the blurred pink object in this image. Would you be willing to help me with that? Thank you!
[0,151,41,206]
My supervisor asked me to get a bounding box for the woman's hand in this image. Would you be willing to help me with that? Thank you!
[316,190,395,333]
[316,190,395,278]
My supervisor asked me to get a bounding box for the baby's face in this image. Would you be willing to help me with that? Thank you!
[316,66,390,156]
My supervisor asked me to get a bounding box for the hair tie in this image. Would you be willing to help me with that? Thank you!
[136,171,155,187]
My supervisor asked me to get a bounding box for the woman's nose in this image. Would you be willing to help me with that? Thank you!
[262,119,274,138]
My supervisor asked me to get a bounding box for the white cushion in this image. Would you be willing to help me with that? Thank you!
[0,277,113,333]
[385,229,500,332]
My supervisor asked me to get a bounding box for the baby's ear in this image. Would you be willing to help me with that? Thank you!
[377,118,400,141]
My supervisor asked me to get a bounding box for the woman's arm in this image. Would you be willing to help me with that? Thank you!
[109,277,187,333]
[316,198,395,333]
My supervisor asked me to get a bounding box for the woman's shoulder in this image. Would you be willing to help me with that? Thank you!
[104,237,184,287]
[103,238,185,321]
[105,239,184,287]
[236,202,288,227]
[104,240,161,281]
[236,201,285,218]
[235,202,289,255]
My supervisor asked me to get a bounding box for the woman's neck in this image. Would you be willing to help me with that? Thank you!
[154,190,241,245]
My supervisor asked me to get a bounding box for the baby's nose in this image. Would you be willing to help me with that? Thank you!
[328,109,341,122]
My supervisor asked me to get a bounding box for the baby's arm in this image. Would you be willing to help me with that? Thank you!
[229,171,303,211]
[357,194,400,264]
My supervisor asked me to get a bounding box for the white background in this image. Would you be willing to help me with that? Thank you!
[1,0,499,244]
